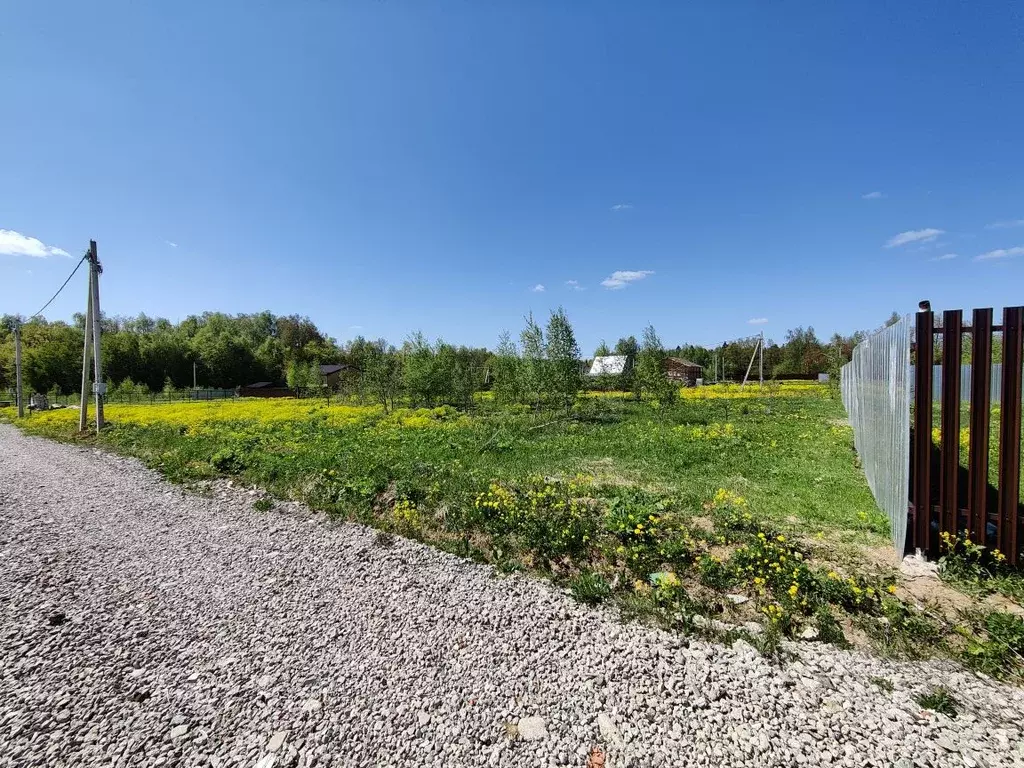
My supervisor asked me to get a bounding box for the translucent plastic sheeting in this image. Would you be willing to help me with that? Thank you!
[841,315,912,556]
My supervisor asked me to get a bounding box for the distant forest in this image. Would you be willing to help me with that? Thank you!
[0,309,894,396]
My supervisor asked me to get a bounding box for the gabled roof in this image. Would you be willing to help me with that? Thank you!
[319,364,346,375]
[667,357,703,368]
[588,355,630,376]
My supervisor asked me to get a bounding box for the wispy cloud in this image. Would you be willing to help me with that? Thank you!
[565,280,585,291]
[531,284,546,293]
[930,253,958,262]
[348,325,363,331]
[0,229,71,258]
[976,246,1024,262]
[164,240,179,248]
[610,203,633,211]
[861,191,884,200]
[985,219,1024,230]
[884,228,944,248]
[747,317,768,325]
[601,270,654,290]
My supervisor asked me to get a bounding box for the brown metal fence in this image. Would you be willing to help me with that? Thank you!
[910,306,1024,565]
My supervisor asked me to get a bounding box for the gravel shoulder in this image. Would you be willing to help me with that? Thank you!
[2,423,1023,768]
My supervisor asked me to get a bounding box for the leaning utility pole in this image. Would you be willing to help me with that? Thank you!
[14,322,24,418]
[77,240,105,431]
[741,334,765,389]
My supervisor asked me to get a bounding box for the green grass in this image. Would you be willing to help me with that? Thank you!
[5,388,1023,677]
[9,390,888,543]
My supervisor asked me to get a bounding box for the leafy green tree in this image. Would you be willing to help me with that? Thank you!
[593,339,611,357]
[544,307,581,413]
[363,340,402,412]
[402,331,438,405]
[492,331,523,406]
[614,336,639,357]
[778,327,827,375]
[435,342,481,408]
[635,324,675,405]
[519,313,547,406]
[286,360,322,389]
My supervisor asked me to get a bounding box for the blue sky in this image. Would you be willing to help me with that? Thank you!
[2,1,1023,353]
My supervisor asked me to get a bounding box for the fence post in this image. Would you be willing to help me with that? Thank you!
[997,306,1023,565]
[968,309,993,546]
[940,310,962,540]
[914,310,935,557]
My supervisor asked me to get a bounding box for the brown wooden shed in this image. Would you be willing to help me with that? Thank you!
[664,357,703,386]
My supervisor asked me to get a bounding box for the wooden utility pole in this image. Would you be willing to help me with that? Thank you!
[77,240,105,431]
[14,322,24,418]
[759,331,764,388]
[89,241,105,429]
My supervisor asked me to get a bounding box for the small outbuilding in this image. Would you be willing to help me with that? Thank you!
[664,358,703,386]
[318,363,349,388]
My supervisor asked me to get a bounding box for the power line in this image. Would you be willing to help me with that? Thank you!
[27,252,89,320]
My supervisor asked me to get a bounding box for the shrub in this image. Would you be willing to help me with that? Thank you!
[392,498,421,533]
[211,448,246,474]
[938,531,1010,589]
[570,572,611,604]
[472,477,598,562]
[697,553,736,590]
[958,610,1024,678]
[914,687,959,718]
[605,491,662,547]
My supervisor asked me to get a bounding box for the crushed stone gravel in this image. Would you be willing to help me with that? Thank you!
[2,423,1023,767]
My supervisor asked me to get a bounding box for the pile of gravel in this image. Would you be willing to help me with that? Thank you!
[1,423,1022,767]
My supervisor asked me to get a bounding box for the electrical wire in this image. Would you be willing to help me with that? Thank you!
[27,252,89,320]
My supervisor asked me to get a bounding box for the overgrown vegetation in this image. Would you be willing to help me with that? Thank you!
[7,382,1023,679]
[914,686,960,718]
[939,531,1024,603]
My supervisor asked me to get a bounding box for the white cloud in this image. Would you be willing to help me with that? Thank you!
[747,317,768,325]
[531,284,546,292]
[985,219,1024,230]
[610,203,633,211]
[348,325,363,331]
[0,229,71,258]
[861,191,884,200]
[600,270,654,290]
[165,240,179,248]
[975,246,1024,261]
[565,280,585,291]
[884,228,944,248]
[930,253,958,262]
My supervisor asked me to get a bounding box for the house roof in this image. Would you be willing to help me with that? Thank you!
[245,381,274,388]
[588,355,630,376]
[666,357,703,368]
[319,364,346,375]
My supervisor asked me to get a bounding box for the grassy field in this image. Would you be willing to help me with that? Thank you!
[5,382,1023,676]
[14,383,886,539]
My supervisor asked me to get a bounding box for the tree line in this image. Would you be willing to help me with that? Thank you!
[0,308,902,407]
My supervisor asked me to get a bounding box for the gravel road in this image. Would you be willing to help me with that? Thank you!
[2,423,1023,768]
